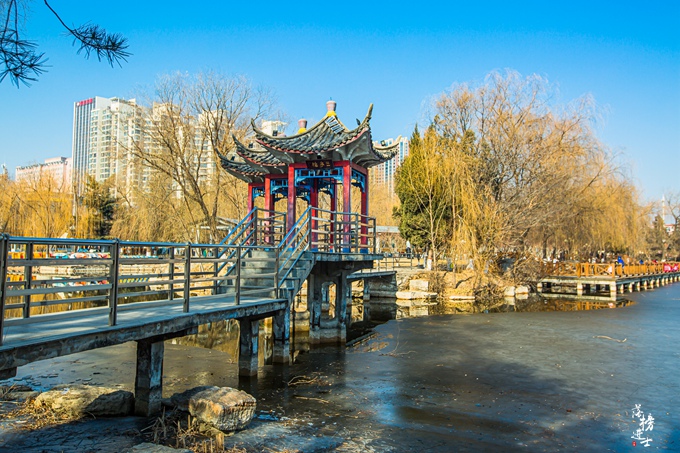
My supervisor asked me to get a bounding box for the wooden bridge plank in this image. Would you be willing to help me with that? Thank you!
[0,295,287,372]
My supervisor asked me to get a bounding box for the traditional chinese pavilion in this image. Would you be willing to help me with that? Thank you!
[219,100,400,237]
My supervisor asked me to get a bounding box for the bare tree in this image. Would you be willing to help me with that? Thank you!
[1,0,129,86]
[131,72,277,242]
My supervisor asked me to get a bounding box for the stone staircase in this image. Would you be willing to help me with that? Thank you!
[215,207,315,304]
[217,248,314,303]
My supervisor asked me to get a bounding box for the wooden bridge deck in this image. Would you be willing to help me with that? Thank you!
[0,294,286,374]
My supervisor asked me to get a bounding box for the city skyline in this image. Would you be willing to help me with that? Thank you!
[1,1,678,201]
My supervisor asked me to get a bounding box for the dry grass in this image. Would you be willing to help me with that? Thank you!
[143,408,247,453]
[0,398,72,431]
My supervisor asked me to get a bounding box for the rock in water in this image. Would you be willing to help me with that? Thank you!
[170,386,256,432]
[34,385,134,417]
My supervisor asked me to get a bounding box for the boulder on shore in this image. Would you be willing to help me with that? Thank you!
[34,385,134,417]
[409,279,430,292]
[169,386,255,432]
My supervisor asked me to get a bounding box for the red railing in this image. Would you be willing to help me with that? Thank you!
[543,262,680,277]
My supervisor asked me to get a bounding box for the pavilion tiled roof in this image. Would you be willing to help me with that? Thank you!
[219,103,399,182]
[252,105,374,155]
[232,137,286,167]
[218,154,279,183]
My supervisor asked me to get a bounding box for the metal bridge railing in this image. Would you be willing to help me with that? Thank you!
[0,235,274,345]
[0,208,379,346]
[309,207,376,254]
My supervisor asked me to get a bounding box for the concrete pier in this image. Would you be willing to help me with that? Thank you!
[239,317,260,377]
[134,338,164,416]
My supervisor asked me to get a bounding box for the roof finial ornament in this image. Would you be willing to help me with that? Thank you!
[326,99,337,117]
[297,118,308,134]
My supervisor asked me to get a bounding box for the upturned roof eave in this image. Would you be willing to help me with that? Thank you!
[232,134,286,167]
[251,104,374,153]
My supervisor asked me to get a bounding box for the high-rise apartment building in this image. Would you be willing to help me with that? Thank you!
[72,96,111,195]
[72,96,273,202]
[371,136,409,195]
[88,98,145,198]
[72,96,150,199]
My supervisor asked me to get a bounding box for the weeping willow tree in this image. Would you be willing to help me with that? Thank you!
[0,169,72,237]
[397,70,646,283]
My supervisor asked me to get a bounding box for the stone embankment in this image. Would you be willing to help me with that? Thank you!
[363,269,529,302]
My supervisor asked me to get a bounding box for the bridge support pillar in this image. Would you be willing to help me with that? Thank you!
[635,282,641,291]
[321,283,331,316]
[239,318,259,377]
[363,282,370,301]
[363,300,371,322]
[576,283,583,296]
[536,282,543,293]
[610,284,617,301]
[308,274,322,332]
[333,274,350,344]
[308,274,350,345]
[134,339,164,416]
[272,308,290,364]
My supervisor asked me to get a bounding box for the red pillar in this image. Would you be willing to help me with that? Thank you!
[329,181,337,250]
[264,177,274,211]
[310,179,318,250]
[287,165,296,233]
[263,177,275,243]
[247,183,255,212]
[342,162,351,252]
[360,174,368,249]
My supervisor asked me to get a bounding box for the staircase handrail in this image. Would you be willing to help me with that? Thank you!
[276,207,312,292]
[219,207,258,245]
[214,208,286,280]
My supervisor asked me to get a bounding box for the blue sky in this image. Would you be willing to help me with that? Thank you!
[1,1,678,201]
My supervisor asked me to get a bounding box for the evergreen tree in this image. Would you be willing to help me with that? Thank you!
[82,177,116,238]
